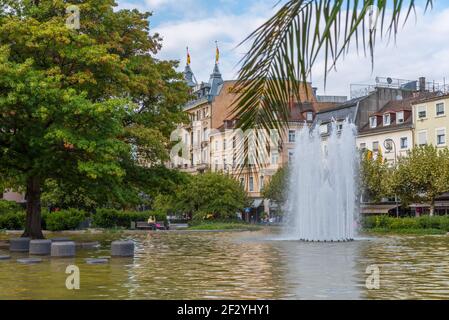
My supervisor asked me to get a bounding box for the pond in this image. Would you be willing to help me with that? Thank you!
[1,228,449,299]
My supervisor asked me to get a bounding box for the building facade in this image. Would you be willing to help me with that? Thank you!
[172,58,336,219]
[412,94,449,148]
[357,94,436,163]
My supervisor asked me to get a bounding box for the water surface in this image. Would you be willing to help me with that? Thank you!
[1,229,449,299]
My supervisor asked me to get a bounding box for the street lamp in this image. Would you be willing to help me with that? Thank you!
[384,138,399,218]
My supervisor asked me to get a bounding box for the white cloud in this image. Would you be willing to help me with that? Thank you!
[311,7,449,97]
[153,2,276,82]
[115,1,449,97]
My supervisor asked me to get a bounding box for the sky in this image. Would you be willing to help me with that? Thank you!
[116,0,449,97]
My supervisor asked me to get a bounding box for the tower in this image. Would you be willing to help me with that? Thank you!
[184,47,197,88]
[208,42,223,96]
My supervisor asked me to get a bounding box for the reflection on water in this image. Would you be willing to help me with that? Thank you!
[1,229,449,299]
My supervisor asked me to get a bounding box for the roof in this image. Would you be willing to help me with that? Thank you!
[359,92,439,135]
[410,92,449,105]
[360,204,400,215]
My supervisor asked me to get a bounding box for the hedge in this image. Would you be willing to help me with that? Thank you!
[362,215,449,231]
[92,209,166,228]
[44,209,87,231]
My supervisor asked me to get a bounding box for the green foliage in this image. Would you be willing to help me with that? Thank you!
[362,215,449,232]
[360,151,392,203]
[0,211,26,230]
[391,146,449,214]
[0,0,190,236]
[0,199,22,214]
[262,166,289,206]
[92,209,166,228]
[173,172,248,221]
[44,209,87,231]
[0,200,25,229]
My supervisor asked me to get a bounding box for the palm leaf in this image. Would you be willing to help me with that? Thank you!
[232,0,434,134]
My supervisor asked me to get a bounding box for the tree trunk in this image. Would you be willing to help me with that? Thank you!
[429,200,435,217]
[22,176,44,239]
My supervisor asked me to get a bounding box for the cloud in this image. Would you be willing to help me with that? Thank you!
[311,6,449,97]
[152,2,276,82]
[115,1,449,97]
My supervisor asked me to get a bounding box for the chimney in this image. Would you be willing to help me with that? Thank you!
[419,77,426,92]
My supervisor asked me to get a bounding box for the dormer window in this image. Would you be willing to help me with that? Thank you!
[369,116,377,128]
[396,111,404,124]
[306,112,313,121]
[383,113,391,126]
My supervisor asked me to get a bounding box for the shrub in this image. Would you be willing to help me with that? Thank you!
[362,215,449,231]
[0,200,22,215]
[0,211,26,230]
[92,209,166,228]
[44,209,87,231]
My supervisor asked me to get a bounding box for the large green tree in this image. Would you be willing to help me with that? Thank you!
[174,172,248,220]
[360,150,392,203]
[0,0,189,238]
[262,166,289,208]
[392,145,449,216]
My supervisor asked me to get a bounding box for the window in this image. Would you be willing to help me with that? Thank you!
[372,141,379,152]
[260,176,264,191]
[306,112,313,121]
[369,116,377,128]
[271,151,279,165]
[203,128,207,141]
[417,105,427,119]
[239,177,245,187]
[288,130,296,143]
[215,159,219,171]
[223,138,227,151]
[383,113,391,126]
[336,122,343,132]
[288,150,294,164]
[249,176,254,192]
[418,131,427,146]
[215,140,219,151]
[396,111,404,124]
[197,131,200,145]
[360,143,366,151]
[319,124,329,135]
[436,103,445,116]
[437,128,446,146]
[400,137,408,149]
[232,136,236,149]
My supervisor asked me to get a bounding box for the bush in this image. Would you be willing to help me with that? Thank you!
[0,211,26,230]
[92,209,166,228]
[0,200,22,215]
[362,215,449,231]
[44,209,87,231]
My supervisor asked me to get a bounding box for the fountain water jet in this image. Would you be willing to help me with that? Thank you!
[284,121,358,242]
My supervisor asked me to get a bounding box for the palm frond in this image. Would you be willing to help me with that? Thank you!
[232,0,434,134]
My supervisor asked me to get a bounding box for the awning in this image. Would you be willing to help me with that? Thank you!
[360,204,399,215]
[251,199,263,208]
[410,201,449,208]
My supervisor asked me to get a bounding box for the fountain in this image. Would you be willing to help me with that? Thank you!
[284,121,358,242]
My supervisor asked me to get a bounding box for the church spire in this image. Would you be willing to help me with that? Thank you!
[208,41,223,96]
[184,46,196,88]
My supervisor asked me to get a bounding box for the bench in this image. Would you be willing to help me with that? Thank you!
[135,221,156,230]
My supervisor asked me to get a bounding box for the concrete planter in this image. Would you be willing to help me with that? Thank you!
[111,240,134,257]
[29,239,52,255]
[51,241,76,257]
[9,237,31,252]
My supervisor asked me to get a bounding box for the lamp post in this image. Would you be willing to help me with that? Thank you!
[384,138,399,218]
